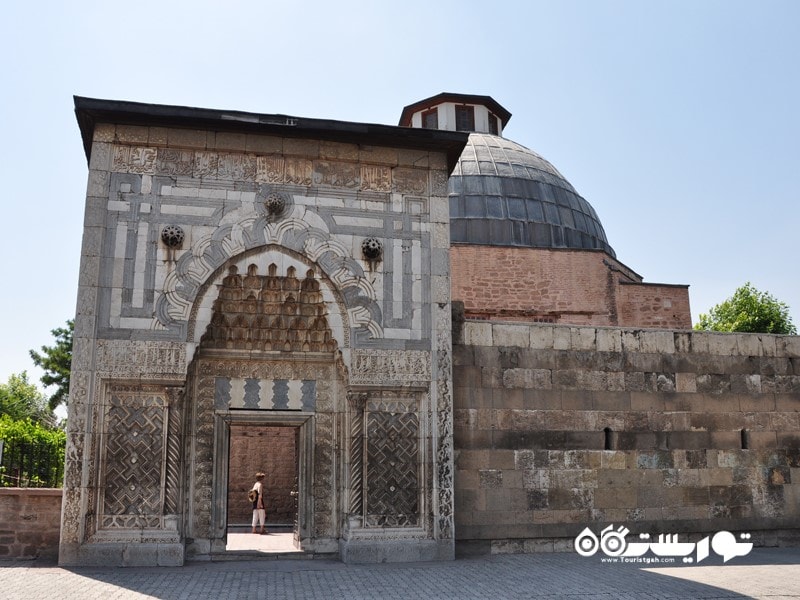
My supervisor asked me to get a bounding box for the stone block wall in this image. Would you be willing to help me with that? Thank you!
[227,425,297,525]
[453,322,800,555]
[450,246,690,329]
[0,489,62,560]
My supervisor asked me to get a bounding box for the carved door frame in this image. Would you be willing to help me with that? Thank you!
[213,410,314,550]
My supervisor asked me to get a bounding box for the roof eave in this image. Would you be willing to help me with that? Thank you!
[74,96,469,173]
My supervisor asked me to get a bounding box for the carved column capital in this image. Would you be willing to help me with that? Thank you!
[165,386,185,408]
[346,391,368,412]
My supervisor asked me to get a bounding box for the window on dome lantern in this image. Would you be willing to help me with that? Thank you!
[488,112,498,135]
[455,105,475,132]
[422,108,438,129]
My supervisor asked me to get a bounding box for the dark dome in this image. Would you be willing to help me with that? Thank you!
[449,133,615,257]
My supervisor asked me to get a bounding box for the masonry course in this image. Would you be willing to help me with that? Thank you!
[453,322,800,554]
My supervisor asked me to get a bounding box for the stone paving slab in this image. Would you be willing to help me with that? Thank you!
[225,531,301,554]
[0,548,798,599]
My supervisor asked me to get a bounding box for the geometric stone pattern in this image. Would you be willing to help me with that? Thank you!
[100,385,168,530]
[214,377,316,411]
[200,263,337,353]
[96,129,449,347]
[102,142,442,347]
[151,199,388,341]
[365,396,419,527]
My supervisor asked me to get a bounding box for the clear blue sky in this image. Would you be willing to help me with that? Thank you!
[1,0,798,400]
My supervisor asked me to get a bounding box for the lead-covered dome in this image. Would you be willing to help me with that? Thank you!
[449,133,615,257]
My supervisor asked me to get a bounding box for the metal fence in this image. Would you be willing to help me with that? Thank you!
[0,438,64,488]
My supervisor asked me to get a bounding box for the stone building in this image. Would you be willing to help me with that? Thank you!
[61,93,799,567]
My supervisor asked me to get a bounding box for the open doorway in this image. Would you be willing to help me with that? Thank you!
[225,424,300,554]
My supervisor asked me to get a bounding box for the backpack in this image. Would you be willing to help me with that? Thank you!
[248,489,257,503]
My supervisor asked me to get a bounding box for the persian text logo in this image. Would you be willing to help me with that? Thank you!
[575,525,753,564]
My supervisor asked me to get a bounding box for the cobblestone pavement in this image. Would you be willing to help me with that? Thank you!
[1,547,798,599]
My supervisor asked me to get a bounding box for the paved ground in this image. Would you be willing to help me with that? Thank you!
[225,531,300,553]
[1,547,798,599]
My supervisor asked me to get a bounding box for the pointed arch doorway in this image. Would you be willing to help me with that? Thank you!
[182,257,346,559]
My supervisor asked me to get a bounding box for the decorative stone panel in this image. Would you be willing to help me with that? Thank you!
[350,350,431,387]
[214,377,316,410]
[364,393,420,528]
[199,263,337,353]
[96,383,181,534]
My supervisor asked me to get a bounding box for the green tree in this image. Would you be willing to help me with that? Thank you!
[29,320,73,411]
[694,283,797,334]
[0,372,54,426]
[0,414,66,487]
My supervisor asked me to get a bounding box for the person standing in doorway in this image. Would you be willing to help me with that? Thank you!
[251,472,266,534]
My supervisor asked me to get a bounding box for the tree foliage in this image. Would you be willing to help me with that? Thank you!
[694,283,797,335]
[0,414,66,487]
[0,372,54,426]
[29,319,73,411]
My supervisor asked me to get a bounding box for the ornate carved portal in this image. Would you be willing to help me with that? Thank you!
[82,254,447,562]
[182,260,344,556]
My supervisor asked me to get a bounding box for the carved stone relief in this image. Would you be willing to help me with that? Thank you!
[360,165,392,192]
[347,392,367,518]
[435,327,455,539]
[187,351,340,547]
[157,149,194,176]
[113,145,157,174]
[95,341,186,377]
[156,207,382,342]
[199,263,337,353]
[365,395,420,527]
[350,350,431,387]
[256,155,284,183]
[95,383,182,534]
[313,161,358,188]
[393,167,428,195]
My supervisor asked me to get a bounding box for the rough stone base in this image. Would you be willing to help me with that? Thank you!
[58,542,184,567]
[340,538,454,563]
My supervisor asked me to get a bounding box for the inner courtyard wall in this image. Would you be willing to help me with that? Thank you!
[453,321,800,555]
[227,426,297,525]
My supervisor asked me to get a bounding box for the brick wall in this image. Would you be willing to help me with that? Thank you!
[227,425,297,525]
[0,488,62,560]
[450,245,690,329]
[454,322,800,554]
[617,282,692,329]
